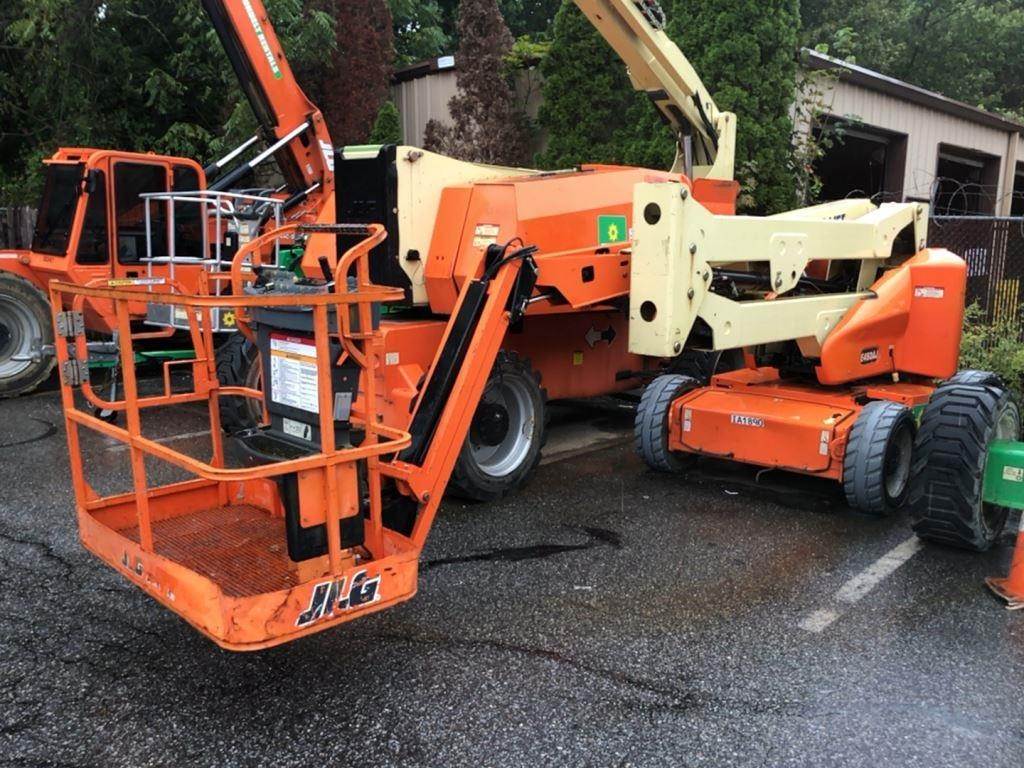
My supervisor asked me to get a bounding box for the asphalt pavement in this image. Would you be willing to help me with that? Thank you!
[1,385,1023,767]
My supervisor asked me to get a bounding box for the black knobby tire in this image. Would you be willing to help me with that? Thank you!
[945,370,1005,388]
[909,378,1021,551]
[215,333,263,434]
[635,374,700,473]
[448,351,547,503]
[0,272,54,398]
[668,349,744,385]
[842,400,916,515]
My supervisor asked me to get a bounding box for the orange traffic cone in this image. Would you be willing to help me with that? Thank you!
[987,526,1024,611]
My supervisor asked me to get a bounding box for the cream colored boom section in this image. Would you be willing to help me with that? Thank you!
[628,183,930,357]
[574,0,736,180]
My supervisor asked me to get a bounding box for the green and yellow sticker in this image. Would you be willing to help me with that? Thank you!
[598,214,628,245]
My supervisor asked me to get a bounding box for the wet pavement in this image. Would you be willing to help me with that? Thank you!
[1,385,1023,767]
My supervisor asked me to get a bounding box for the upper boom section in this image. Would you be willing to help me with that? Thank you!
[574,0,736,181]
[201,0,335,198]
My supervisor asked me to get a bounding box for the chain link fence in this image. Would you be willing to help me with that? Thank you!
[928,215,1024,332]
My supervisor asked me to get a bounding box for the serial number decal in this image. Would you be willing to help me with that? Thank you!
[1002,466,1024,483]
[473,223,501,249]
[730,414,765,428]
[296,571,382,627]
[860,347,879,365]
[914,286,945,299]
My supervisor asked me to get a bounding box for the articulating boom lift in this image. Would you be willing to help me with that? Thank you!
[48,0,1019,649]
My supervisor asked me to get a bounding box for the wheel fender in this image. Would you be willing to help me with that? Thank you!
[0,254,48,292]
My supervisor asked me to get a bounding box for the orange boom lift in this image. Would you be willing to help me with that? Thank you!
[47,0,1018,649]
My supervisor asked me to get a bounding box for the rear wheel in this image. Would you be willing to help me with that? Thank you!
[635,374,700,473]
[910,376,1021,551]
[0,273,54,398]
[215,333,263,434]
[842,400,916,515]
[448,352,546,502]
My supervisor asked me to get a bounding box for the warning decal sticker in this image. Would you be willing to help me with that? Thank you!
[269,334,319,413]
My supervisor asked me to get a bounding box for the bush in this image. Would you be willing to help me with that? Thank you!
[958,303,1024,400]
[369,102,403,145]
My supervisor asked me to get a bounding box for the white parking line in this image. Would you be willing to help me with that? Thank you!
[798,536,923,634]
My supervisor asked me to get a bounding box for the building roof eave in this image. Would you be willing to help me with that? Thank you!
[802,49,1023,134]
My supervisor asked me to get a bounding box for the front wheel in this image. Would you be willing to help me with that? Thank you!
[910,375,1021,551]
[0,273,54,398]
[448,352,547,502]
[842,400,916,515]
[635,374,701,473]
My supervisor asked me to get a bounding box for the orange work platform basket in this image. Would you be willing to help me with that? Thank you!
[48,224,422,651]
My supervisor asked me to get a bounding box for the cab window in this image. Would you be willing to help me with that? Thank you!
[172,166,203,259]
[76,171,109,265]
[32,164,82,256]
[114,163,167,264]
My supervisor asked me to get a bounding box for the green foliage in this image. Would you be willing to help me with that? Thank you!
[389,0,450,65]
[802,0,1024,120]
[369,101,403,144]
[506,35,552,70]
[538,0,798,212]
[791,31,857,205]
[499,0,562,39]
[536,2,667,169]
[958,303,1024,400]
[0,0,336,205]
[671,0,799,213]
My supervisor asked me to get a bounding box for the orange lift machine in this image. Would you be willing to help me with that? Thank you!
[47,0,1018,650]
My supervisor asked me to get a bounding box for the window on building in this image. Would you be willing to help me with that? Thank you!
[813,121,907,204]
[933,146,1000,216]
[1012,163,1023,218]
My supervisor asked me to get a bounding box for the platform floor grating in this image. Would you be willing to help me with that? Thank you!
[119,505,300,597]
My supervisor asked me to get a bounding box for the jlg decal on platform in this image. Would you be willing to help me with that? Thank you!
[297,571,382,627]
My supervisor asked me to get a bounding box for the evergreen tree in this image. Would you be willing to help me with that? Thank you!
[538,0,799,212]
[369,102,404,144]
[670,0,800,213]
[423,0,531,165]
[536,2,636,168]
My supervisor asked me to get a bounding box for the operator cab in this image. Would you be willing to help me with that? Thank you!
[30,151,206,280]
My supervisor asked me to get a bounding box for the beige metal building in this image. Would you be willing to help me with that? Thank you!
[393,51,1024,216]
[803,51,1023,217]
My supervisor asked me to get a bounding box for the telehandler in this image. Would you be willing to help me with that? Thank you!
[47,0,1022,649]
[0,0,335,399]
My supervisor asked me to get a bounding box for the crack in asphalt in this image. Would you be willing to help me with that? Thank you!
[0,527,76,578]
[0,418,59,449]
[423,525,623,570]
